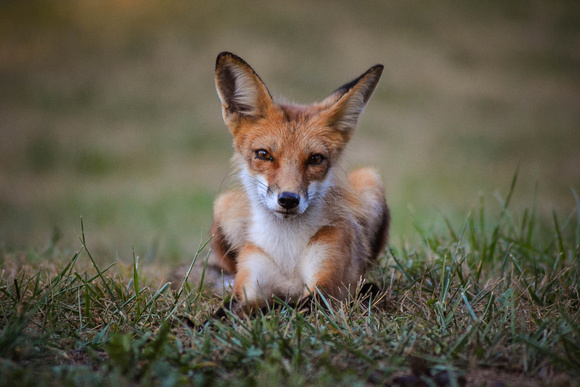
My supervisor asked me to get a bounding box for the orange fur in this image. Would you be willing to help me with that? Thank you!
[211,52,390,308]
[307,225,352,297]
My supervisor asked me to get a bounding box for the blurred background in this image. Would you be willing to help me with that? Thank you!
[1,0,579,263]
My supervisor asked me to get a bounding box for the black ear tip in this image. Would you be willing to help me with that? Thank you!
[216,51,251,71]
[369,64,384,76]
[217,51,232,59]
[216,51,234,69]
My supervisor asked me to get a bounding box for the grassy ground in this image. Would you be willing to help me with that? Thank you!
[1,176,579,386]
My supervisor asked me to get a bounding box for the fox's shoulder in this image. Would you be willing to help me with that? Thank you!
[317,173,367,221]
[214,189,251,249]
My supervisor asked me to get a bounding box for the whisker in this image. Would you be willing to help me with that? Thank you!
[242,174,271,195]
[218,164,240,194]
[308,186,332,209]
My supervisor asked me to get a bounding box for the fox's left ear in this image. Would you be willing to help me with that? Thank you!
[215,52,273,133]
[321,64,383,141]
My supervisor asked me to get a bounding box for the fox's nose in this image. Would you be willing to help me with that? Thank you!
[278,192,300,210]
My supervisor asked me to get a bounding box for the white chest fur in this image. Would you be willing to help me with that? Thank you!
[248,205,321,276]
[239,167,333,297]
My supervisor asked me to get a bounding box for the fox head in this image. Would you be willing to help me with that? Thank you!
[215,52,383,219]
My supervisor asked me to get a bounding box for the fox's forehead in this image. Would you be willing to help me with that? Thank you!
[245,108,341,150]
[278,103,325,122]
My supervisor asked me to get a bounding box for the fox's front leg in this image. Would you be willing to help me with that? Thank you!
[231,226,363,310]
[232,244,291,309]
[300,225,358,300]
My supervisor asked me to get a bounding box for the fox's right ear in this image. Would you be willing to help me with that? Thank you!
[215,52,273,131]
[320,64,383,142]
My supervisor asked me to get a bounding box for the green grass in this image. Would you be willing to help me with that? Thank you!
[1,181,579,386]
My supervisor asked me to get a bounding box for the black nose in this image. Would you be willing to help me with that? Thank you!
[277,192,300,210]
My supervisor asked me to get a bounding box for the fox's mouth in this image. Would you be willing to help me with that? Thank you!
[273,209,300,219]
[257,193,302,218]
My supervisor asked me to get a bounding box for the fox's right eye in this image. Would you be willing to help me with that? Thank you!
[255,149,273,161]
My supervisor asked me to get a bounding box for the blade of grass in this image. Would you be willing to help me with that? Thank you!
[572,188,580,247]
[477,168,519,283]
[461,287,477,322]
[78,217,117,305]
[132,246,141,317]
[552,209,565,256]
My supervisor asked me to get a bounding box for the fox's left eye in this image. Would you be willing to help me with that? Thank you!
[255,149,273,161]
[308,154,324,166]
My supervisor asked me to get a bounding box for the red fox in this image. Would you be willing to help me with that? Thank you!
[211,52,389,309]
